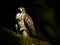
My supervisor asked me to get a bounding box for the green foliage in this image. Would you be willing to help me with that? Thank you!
[0,27,51,45]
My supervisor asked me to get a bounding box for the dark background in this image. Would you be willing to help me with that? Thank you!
[0,0,58,45]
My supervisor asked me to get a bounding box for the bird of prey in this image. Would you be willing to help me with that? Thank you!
[15,7,36,37]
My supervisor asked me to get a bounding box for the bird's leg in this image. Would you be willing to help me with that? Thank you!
[19,20,27,31]
[15,24,19,34]
[22,30,29,37]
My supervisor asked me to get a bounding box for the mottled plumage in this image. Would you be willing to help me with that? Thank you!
[15,7,36,37]
[24,13,36,35]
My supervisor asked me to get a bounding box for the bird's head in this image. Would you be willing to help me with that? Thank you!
[18,7,25,13]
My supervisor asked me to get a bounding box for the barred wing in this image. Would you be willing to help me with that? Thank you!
[24,14,36,35]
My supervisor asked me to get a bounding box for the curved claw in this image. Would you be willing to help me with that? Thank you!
[20,27,27,31]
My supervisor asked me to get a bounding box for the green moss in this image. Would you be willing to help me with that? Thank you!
[0,27,52,45]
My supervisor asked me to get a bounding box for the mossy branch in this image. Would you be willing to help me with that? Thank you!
[0,27,52,45]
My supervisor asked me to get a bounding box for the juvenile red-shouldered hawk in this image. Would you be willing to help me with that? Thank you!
[15,7,36,37]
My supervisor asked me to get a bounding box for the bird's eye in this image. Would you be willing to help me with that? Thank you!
[22,9,24,10]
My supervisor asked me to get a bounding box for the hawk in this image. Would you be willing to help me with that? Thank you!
[15,7,36,37]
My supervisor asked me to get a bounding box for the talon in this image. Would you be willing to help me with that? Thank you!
[20,27,27,31]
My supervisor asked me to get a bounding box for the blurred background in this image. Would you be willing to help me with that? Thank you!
[0,0,58,45]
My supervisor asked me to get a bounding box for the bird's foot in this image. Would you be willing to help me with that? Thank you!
[20,27,27,31]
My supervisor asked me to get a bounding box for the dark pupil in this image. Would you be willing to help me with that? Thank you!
[22,9,24,10]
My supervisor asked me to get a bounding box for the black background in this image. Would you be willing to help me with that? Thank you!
[0,0,40,29]
[0,0,57,45]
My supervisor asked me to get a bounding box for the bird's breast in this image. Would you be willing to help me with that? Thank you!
[16,13,25,20]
